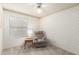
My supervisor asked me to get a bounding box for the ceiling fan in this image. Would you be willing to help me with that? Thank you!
[36,3,43,14]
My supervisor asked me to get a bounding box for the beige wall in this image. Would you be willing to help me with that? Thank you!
[40,5,79,54]
[0,5,3,53]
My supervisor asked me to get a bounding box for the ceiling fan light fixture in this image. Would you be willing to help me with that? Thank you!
[37,8,42,14]
[36,3,43,14]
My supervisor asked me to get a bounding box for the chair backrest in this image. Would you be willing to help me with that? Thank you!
[34,31,45,39]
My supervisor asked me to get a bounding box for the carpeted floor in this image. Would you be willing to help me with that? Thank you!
[1,44,74,55]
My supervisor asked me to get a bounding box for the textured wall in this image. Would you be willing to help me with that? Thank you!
[41,5,79,54]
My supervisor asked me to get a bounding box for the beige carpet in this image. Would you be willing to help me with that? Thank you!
[1,45,74,55]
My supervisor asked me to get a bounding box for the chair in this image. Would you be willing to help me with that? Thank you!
[33,31,47,48]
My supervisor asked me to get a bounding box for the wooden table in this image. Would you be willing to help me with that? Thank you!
[24,37,33,48]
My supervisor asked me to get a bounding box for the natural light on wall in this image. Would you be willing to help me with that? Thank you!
[27,29,33,37]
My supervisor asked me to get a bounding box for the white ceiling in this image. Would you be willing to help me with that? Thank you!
[2,3,79,18]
